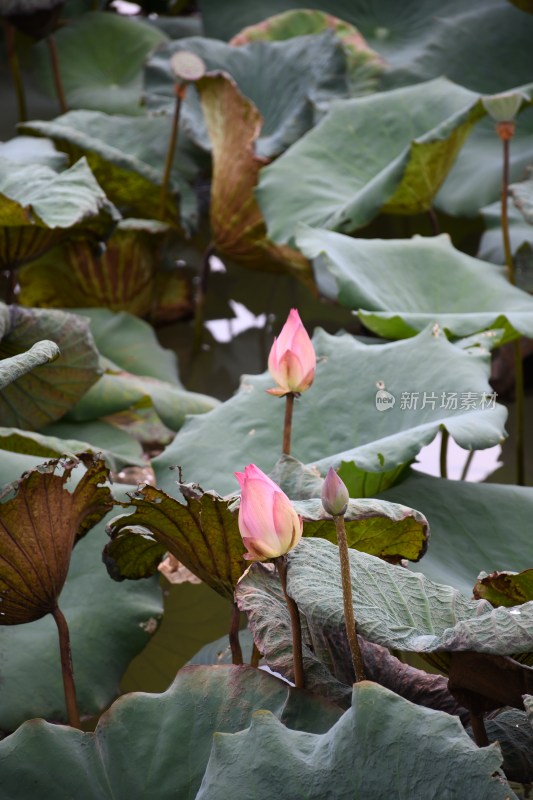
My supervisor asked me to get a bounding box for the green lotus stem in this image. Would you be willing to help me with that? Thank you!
[52,605,81,729]
[334,515,365,682]
[4,21,27,122]
[276,555,304,689]
[282,392,295,455]
[500,128,525,486]
[470,712,489,748]
[192,242,214,355]
[160,83,185,218]
[460,449,475,482]
[46,35,68,114]
[250,642,261,668]
[440,428,449,479]
[229,602,243,665]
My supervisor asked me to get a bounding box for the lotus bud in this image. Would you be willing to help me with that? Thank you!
[266,309,316,396]
[235,464,302,561]
[321,467,349,517]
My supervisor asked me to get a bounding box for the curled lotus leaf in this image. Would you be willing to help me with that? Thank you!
[0,304,100,431]
[0,453,113,625]
[0,156,119,270]
[195,73,312,285]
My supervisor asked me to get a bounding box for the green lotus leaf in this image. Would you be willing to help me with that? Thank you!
[33,11,168,115]
[257,79,487,243]
[66,366,217,432]
[0,666,358,798]
[297,226,533,344]
[19,111,202,231]
[0,136,67,170]
[122,580,232,694]
[0,482,162,731]
[145,31,350,158]
[0,338,58,388]
[478,201,532,270]
[284,539,533,673]
[194,73,312,283]
[0,423,143,473]
[474,570,533,607]
[153,327,506,496]
[196,679,511,800]
[104,477,428,598]
[200,0,533,96]
[229,9,384,96]
[0,155,119,269]
[19,218,174,317]
[237,555,469,718]
[0,304,100,430]
[68,307,181,384]
[379,470,533,596]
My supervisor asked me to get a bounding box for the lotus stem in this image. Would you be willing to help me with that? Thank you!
[470,712,489,748]
[46,35,68,114]
[4,21,27,122]
[192,243,214,355]
[282,392,295,455]
[160,82,185,218]
[52,605,81,729]
[460,449,475,482]
[427,207,440,236]
[440,428,449,479]
[276,555,304,689]
[334,515,365,682]
[229,602,243,665]
[499,125,525,486]
[250,642,261,668]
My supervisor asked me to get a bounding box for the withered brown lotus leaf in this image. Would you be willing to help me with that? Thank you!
[0,453,113,625]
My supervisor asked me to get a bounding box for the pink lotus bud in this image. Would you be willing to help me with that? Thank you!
[321,467,349,517]
[266,309,316,396]
[235,464,303,561]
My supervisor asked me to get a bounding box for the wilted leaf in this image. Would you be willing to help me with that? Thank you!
[0,304,100,430]
[145,32,351,158]
[229,9,384,96]
[474,570,533,607]
[297,226,533,344]
[19,218,172,317]
[0,156,119,268]
[0,453,112,624]
[153,327,507,496]
[257,78,487,242]
[33,12,168,115]
[195,73,312,284]
[20,112,202,231]
[0,484,162,730]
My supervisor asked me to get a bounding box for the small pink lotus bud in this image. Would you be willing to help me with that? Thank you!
[235,464,303,561]
[266,309,316,396]
[321,467,349,517]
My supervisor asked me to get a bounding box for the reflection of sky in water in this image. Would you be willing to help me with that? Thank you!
[205,294,267,344]
[413,432,502,483]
